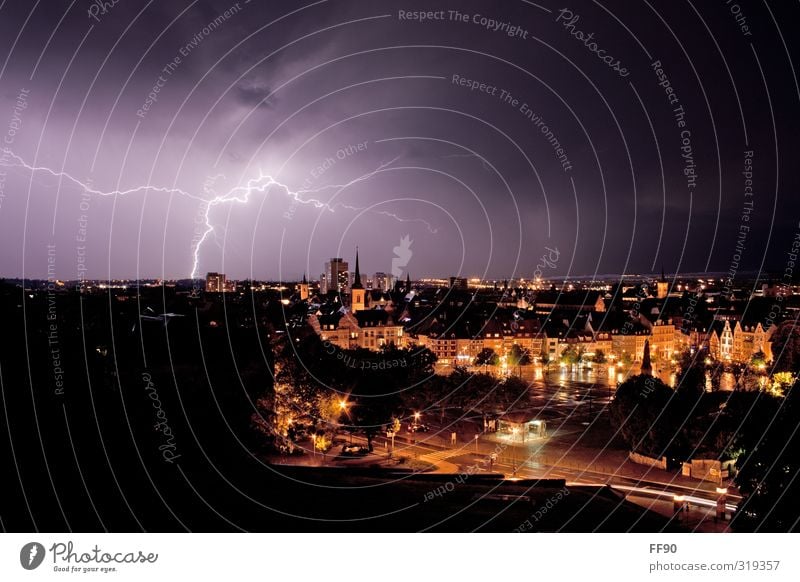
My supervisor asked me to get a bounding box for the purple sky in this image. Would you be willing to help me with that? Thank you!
[0,0,798,281]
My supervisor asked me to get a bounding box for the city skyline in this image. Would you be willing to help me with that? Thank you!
[2,0,800,543]
[2,1,799,281]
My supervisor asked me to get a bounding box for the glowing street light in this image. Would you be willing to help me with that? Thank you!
[413,411,421,423]
[715,487,728,522]
[511,426,520,476]
[338,399,352,443]
[673,494,687,517]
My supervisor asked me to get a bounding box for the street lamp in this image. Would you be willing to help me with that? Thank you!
[715,487,728,522]
[511,426,519,476]
[673,494,686,518]
[413,411,421,423]
[339,399,352,442]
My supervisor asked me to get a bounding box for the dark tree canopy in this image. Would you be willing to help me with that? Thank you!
[609,374,676,458]
[474,347,499,367]
[675,349,707,397]
[771,321,800,373]
[733,382,800,532]
[507,344,532,370]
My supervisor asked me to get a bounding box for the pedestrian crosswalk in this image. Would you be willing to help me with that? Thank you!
[420,446,471,461]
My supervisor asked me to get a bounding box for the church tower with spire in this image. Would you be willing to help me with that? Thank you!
[299,273,309,301]
[350,248,366,312]
[656,266,668,299]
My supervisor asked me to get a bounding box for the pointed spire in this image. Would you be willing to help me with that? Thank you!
[406,273,411,291]
[351,247,363,289]
[302,273,307,284]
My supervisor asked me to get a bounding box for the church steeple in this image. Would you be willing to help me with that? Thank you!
[299,272,309,300]
[656,264,668,299]
[350,247,366,312]
[351,247,364,290]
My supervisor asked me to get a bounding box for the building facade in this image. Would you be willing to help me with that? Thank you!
[205,272,233,293]
[325,258,349,293]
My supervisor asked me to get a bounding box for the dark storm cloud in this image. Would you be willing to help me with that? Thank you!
[0,0,798,280]
[235,77,277,109]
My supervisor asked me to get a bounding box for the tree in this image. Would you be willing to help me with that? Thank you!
[560,346,579,366]
[592,349,607,364]
[771,321,800,373]
[348,391,399,452]
[767,372,796,397]
[474,347,499,369]
[609,374,676,458]
[399,373,452,422]
[338,347,436,450]
[708,361,724,392]
[507,344,532,374]
[494,376,531,413]
[448,370,497,413]
[702,391,763,460]
[675,349,707,397]
[729,362,747,391]
[733,382,800,531]
[269,336,332,444]
[452,371,530,415]
[640,340,652,376]
[750,350,768,371]
[739,366,762,391]
[258,334,438,454]
[316,394,343,438]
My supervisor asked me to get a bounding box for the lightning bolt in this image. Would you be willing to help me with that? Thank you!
[374,210,439,233]
[1,149,204,202]
[28,544,38,566]
[1,149,437,278]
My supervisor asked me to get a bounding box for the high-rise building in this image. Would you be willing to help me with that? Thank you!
[319,273,327,295]
[449,276,468,290]
[325,258,349,293]
[373,272,392,292]
[206,272,226,292]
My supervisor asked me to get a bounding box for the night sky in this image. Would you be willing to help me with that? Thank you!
[0,0,798,281]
